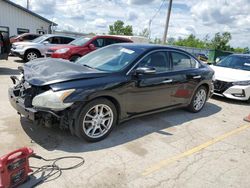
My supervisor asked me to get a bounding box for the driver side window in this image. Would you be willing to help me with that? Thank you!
[92,38,105,48]
[138,51,170,73]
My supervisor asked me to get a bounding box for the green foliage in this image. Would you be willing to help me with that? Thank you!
[108,20,133,36]
[170,32,248,53]
[208,32,232,51]
[173,34,206,48]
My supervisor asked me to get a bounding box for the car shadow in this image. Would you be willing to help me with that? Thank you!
[0,67,19,75]
[14,59,25,63]
[20,102,221,152]
[212,95,250,106]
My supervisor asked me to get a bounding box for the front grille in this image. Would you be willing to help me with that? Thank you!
[14,81,48,108]
[213,80,232,94]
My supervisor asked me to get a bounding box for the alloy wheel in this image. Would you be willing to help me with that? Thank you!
[193,88,206,111]
[27,52,38,61]
[82,104,114,139]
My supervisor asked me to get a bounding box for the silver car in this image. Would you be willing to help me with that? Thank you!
[11,34,75,62]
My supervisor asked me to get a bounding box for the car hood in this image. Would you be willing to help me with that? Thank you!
[23,58,108,86]
[13,41,38,46]
[210,65,250,82]
[49,45,75,51]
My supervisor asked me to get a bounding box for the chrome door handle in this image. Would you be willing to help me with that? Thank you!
[162,79,173,83]
[193,75,201,79]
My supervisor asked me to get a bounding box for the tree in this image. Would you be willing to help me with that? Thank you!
[139,28,149,38]
[173,34,206,48]
[209,32,232,51]
[108,20,133,36]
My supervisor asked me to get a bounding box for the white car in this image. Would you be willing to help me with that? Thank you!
[210,54,250,102]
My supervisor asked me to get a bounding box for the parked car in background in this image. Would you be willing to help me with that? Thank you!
[10,33,41,44]
[211,54,250,102]
[11,34,75,62]
[0,32,10,60]
[9,44,214,142]
[195,53,208,62]
[46,35,132,61]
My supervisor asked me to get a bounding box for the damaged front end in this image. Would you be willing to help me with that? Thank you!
[8,67,78,131]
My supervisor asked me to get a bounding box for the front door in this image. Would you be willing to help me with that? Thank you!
[126,51,176,114]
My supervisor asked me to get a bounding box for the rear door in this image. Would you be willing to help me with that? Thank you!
[169,51,201,104]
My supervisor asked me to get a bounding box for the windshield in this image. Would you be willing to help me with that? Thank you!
[32,35,49,43]
[70,37,92,46]
[216,55,250,71]
[76,45,144,72]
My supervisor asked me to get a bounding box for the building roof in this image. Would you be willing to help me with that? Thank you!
[3,0,57,26]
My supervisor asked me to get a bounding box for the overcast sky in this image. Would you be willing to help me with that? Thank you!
[14,0,250,47]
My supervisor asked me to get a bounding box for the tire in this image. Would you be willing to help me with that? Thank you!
[187,86,208,113]
[74,98,117,142]
[24,50,40,62]
[69,55,81,62]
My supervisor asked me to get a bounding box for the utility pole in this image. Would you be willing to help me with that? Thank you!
[162,0,173,44]
[27,0,29,9]
[148,19,152,40]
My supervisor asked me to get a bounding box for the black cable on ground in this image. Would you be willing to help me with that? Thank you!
[29,154,85,187]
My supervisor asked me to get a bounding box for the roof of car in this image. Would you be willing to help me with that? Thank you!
[114,43,188,51]
[231,53,250,57]
[42,34,76,38]
[93,35,132,41]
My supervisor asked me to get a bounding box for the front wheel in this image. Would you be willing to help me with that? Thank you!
[187,86,208,113]
[75,98,117,142]
[24,50,40,62]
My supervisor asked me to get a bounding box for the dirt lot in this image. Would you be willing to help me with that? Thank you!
[0,57,250,188]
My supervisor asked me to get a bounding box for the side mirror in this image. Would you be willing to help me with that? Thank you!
[89,43,96,50]
[135,67,156,75]
[43,41,49,45]
[215,57,220,63]
[19,37,23,41]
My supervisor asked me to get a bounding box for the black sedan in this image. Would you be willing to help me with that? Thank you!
[9,44,214,142]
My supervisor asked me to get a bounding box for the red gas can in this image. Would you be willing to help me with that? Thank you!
[0,147,33,188]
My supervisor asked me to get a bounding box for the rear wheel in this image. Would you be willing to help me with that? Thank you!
[24,50,40,62]
[188,86,208,113]
[75,98,117,142]
[70,55,81,62]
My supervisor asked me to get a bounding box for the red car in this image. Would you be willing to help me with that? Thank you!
[47,35,133,61]
[10,33,41,44]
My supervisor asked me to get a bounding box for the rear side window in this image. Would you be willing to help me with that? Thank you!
[62,37,74,44]
[105,38,116,45]
[171,52,197,71]
[46,37,61,44]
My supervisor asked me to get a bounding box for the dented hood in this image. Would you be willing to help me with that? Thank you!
[24,58,108,86]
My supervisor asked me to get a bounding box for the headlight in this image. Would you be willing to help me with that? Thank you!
[232,80,250,86]
[55,48,70,54]
[16,45,24,49]
[32,89,75,110]
[212,74,216,81]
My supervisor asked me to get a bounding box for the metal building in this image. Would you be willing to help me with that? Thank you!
[0,0,57,37]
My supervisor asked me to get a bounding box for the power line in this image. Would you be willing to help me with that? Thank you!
[148,0,166,39]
